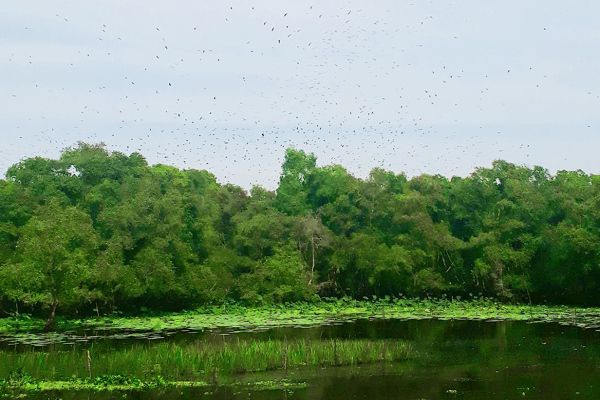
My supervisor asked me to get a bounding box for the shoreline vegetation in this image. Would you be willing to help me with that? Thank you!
[1,143,600,331]
[2,299,600,336]
[0,374,307,394]
[1,337,412,394]
[2,299,600,394]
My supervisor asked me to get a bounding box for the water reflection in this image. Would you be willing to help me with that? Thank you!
[9,319,600,399]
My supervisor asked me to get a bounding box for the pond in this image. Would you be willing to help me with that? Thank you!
[5,318,600,399]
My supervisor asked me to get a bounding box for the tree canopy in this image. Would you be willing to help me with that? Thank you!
[1,143,599,326]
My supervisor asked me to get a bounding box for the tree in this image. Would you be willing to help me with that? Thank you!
[464,161,547,300]
[296,214,332,285]
[0,201,98,330]
[275,148,316,215]
[60,142,147,187]
[232,187,291,261]
[390,188,463,296]
[6,157,83,206]
[330,233,416,297]
[237,244,315,304]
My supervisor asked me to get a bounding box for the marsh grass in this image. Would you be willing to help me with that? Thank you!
[0,338,413,382]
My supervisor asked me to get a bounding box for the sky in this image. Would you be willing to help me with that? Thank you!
[2,0,599,189]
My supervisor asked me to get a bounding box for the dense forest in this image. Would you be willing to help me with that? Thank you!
[0,143,599,328]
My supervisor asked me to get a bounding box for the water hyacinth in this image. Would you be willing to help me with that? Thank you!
[4,299,600,340]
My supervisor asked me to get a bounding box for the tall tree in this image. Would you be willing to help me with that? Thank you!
[0,201,98,330]
[295,214,332,285]
[275,148,316,215]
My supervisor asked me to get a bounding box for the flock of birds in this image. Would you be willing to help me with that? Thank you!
[2,1,598,188]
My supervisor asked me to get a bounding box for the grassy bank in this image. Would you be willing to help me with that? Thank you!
[2,299,599,336]
[0,338,411,393]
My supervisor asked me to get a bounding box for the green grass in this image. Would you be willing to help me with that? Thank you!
[0,338,413,384]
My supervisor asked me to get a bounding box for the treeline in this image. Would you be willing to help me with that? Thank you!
[0,143,599,328]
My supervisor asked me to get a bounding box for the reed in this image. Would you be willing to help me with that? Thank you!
[0,338,413,382]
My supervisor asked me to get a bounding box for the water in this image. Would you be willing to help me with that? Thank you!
[10,319,600,399]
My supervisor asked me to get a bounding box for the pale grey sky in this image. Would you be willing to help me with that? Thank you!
[2,0,599,189]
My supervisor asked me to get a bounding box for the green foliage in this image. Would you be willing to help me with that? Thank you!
[275,148,316,215]
[0,200,98,329]
[1,142,600,321]
[238,244,316,304]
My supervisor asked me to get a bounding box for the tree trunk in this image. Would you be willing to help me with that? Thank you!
[309,234,315,285]
[44,299,59,332]
[492,260,506,299]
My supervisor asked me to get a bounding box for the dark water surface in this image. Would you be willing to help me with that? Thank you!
[17,319,600,399]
